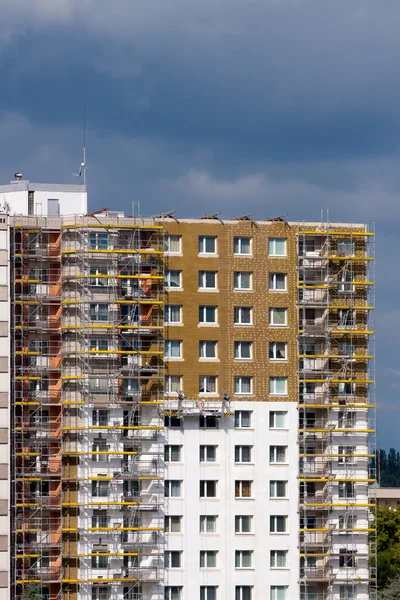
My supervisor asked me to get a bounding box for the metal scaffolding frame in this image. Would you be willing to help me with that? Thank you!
[297,222,377,600]
[11,214,166,600]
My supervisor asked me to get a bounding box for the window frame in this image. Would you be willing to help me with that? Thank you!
[270,549,288,569]
[234,410,252,428]
[235,515,253,534]
[199,305,218,325]
[164,445,182,463]
[200,445,217,463]
[269,342,287,361]
[199,340,218,359]
[269,411,288,429]
[234,445,252,464]
[200,550,218,569]
[269,272,287,291]
[269,307,288,327]
[164,550,182,569]
[234,237,252,256]
[164,515,182,533]
[164,305,182,324]
[200,515,218,533]
[164,270,182,289]
[235,480,253,499]
[235,550,253,569]
[164,235,182,254]
[234,376,253,395]
[164,375,182,395]
[270,515,288,534]
[198,235,217,255]
[165,480,182,498]
[200,480,218,498]
[234,341,253,361]
[269,376,288,396]
[164,340,182,360]
[234,306,253,325]
[268,238,287,257]
[270,480,288,499]
[198,270,218,290]
[234,271,253,291]
[269,445,288,464]
[199,375,218,395]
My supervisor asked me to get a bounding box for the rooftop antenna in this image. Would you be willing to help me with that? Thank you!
[73,106,87,185]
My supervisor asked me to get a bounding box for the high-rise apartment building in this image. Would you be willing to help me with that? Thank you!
[0,177,376,600]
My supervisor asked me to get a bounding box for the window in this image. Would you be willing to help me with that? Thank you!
[89,266,108,287]
[337,240,355,256]
[235,515,252,533]
[199,341,218,359]
[164,270,182,289]
[339,514,357,530]
[338,446,355,464]
[199,376,217,394]
[270,515,288,533]
[198,236,217,254]
[234,237,252,255]
[199,306,217,324]
[235,550,253,569]
[164,445,182,462]
[199,270,217,289]
[89,233,109,250]
[234,410,252,428]
[270,446,288,464]
[339,482,355,499]
[200,550,217,568]
[165,305,182,324]
[269,411,288,429]
[164,235,181,254]
[91,510,109,529]
[92,440,108,463]
[200,515,217,533]
[236,587,252,600]
[164,550,181,568]
[89,339,108,353]
[338,381,355,396]
[269,377,288,396]
[234,271,252,290]
[91,481,109,497]
[269,273,287,291]
[92,409,108,426]
[270,586,288,600]
[200,480,217,498]
[165,375,182,394]
[234,306,252,325]
[165,515,182,533]
[339,585,356,599]
[338,309,354,327]
[338,273,354,293]
[200,445,217,463]
[164,340,182,359]
[200,415,218,428]
[338,411,356,428]
[92,588,110,600]
[164,587,182,600]
[234,341,252,360]
[270,550,288,568]
[92,554,108,569]
[200,587,217,600]
[235,480,252,498]
[164,415,182,428]
[338,343,354,357]
[90,303,108,322]
[269,342,287,361]
[165,480,182,498]
[269,308,287,326]
[339,549,356,568]
[269,238,287,256]
[234,376,253,395]
[235,446,252,464]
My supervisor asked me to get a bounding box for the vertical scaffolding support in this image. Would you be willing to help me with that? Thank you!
[297,221,376,600]
[11,213,166,600]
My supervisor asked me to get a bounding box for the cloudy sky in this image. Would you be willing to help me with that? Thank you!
[0,0,398,447]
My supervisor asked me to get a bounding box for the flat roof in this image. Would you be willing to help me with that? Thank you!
[0,181,86,193]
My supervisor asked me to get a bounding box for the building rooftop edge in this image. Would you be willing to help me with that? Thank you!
[0,181,86,193]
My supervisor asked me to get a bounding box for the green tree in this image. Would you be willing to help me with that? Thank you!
[21,583,42,600]
[379,575,400,599]
[377,507,400,589]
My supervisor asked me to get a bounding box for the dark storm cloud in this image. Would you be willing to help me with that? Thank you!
[0,0,399,445]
